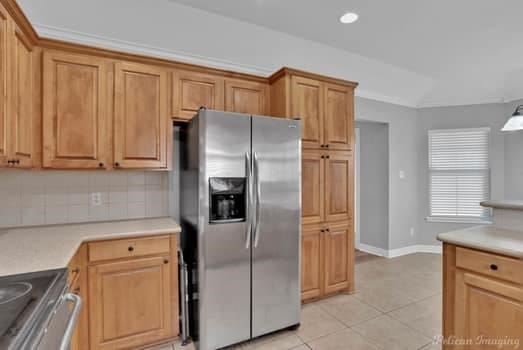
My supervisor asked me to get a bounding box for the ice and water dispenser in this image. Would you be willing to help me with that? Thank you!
[209,177,246,223]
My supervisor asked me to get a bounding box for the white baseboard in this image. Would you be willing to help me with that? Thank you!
[358,243,442,258]
[357,243,389,257]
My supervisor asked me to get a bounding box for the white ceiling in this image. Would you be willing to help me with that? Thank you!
[18,0,523,107]
[169,0,522,77]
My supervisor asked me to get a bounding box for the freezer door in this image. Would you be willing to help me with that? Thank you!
[251,116,301,337]
[198,110,252,350]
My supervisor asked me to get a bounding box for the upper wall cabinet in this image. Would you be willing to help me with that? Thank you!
[0,5,9,167]
[42,51,110,169]
[114,62,169,169]
[323,83,354,151]
[10,23,34,168]
[269,69,357,151]
[290,76,323,149]
[172,70,224,121]
[0,3,36,169]
[225,78,269,115]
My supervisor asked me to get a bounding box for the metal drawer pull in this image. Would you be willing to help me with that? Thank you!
[59,293,82,350]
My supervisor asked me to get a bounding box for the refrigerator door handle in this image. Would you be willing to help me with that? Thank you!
[245,152,252,249]
[253,152,262,248]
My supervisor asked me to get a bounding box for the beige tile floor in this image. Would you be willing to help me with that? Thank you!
[150,253,443,350]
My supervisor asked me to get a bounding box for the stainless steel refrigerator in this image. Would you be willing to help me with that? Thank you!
[179,109,301,350]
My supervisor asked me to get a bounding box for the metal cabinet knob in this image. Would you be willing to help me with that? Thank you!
[490,264,498,271]
[99,162,104,167]
[114,162,120,167]
[128,246,134,252]
[164,259,169,264]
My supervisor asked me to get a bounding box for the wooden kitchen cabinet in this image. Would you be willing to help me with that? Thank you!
[324,151,353,223]
[323,83,354,151]
[302,150,353,224]
[172,70,224,121]
[68,244,89,350]
[270,68,357,151]
[80,234,179,350]
[301,221,353,302]
[302,150,324,225]
[323,221,352,295]
[114,61,169,169]
[88,256,173,350]
[290,75,323,148]
[443,244,523,349]
[9,22,34,168]
[42,51,110,169]
[0,4,8,167]
[301,224,323,301]
[0,3,37,169]
[225,78,269,115]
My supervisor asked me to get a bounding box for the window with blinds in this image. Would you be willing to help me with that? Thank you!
[428,128,491,221]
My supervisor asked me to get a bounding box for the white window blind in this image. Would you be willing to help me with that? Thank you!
[428,128,490,221]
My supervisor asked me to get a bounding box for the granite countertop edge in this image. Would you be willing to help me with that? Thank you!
[0,217,181,277]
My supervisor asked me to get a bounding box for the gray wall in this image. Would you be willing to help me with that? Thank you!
[355,97,419,250]
[504,99,523,199]
[416,103,506,245]
[355,121,389,250]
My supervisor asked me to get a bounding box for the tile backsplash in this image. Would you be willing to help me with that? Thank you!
[0,170,170,228]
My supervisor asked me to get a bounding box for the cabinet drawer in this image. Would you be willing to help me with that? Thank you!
[88,236,170,262]
[456,247,523,285]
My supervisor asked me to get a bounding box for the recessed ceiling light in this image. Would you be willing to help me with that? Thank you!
[339,12,359,24]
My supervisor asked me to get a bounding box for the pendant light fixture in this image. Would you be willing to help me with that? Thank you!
[502,105,523,131]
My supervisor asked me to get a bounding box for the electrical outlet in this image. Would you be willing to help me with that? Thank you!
[410,227,415,236]
[91,192,102,207]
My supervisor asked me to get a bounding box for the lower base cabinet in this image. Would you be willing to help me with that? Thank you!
[443,243,523,349]
[301,221,353,302]
[68,234,179,350]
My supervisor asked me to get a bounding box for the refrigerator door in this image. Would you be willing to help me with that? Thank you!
[198,110,252,350]
[251,116,301,337]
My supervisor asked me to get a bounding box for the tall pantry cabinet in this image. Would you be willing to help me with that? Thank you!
[269,68,357,302]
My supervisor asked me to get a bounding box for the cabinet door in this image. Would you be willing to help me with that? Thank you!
[302,150,324,225]
[302,225,323,302]
[291,76,323,149]
[225,78,269,115]
[114,62,168,169]
[0,5,8,167]
[9,25,34,168]
[325,151,353,222]
[455,271,523,349]
[172,70,224,121]
[43,51,109,168]
[88,256,173,350]
[323,83,353,151]
[323,221,352,295]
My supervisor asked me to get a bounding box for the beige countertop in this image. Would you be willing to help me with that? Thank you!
[437,225,523,259]
[480,199,523,210]
[0,217,181,277]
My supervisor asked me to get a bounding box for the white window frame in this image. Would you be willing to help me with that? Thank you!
[426,127,492,224]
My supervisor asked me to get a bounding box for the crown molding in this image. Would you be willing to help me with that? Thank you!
[33,23,275,77]
[33,23,422,108]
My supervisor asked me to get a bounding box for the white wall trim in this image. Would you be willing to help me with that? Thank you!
[358,243,442,258]
[357,243,389,257]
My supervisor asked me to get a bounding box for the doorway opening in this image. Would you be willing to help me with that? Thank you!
[354,121,389,263]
